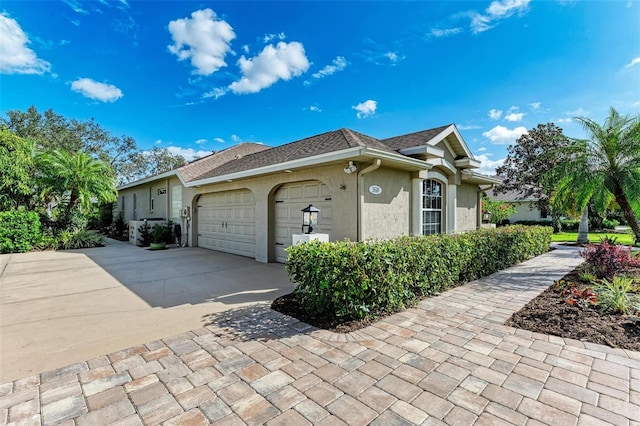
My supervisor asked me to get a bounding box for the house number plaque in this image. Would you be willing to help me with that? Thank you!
[368,185,382,195]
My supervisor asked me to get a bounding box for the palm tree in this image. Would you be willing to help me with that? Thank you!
[552,108,640,244]
[39,149,118,213]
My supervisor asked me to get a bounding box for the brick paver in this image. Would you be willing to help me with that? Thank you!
[1,245,639,425]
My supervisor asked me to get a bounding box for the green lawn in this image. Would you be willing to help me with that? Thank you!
[551,231,636,246]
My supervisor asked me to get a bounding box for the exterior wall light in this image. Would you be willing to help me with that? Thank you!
[482,211,493,223]
[343,161,358,174]
[301,204,320,234]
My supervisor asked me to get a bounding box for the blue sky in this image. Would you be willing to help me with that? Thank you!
[1,0,638,174]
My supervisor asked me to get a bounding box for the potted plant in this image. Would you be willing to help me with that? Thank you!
[150,223,171,250]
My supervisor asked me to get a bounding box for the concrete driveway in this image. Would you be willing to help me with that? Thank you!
[0,239,294,382]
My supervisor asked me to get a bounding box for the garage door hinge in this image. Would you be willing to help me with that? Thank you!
[325,197,332,201]
[275,200,284,204]
[197,205,202,207]
[275,242,284,246]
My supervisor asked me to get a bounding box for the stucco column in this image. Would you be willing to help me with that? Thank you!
[254,192,269,263]
[411,178,423,236]
[447,183,457,233]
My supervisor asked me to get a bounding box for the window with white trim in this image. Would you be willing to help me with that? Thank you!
[422,179,442,235]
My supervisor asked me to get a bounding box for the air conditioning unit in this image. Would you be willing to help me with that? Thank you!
[128,220,167,246]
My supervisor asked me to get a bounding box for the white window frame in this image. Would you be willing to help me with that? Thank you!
[421,179,443,235]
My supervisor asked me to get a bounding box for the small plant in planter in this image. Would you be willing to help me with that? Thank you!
[150,223,172,250]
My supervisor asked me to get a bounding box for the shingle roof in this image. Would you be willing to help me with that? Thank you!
[179,143,270,182]
[194,128,396,180]
[381,124,452,151]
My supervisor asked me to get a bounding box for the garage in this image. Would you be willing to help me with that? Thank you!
[197,189,256,257]
[274,181,332,263]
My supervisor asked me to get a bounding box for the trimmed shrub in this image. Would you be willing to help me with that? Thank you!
[286,225,552,321]
[0,210,43,253]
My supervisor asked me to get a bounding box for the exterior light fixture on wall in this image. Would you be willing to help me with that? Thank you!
[301,204,320,234]
[343,161,357,174]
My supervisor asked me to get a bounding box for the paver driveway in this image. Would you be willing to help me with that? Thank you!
[1,245,639,425]
[0,239,293,382]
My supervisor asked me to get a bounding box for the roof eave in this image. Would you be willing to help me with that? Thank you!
[117,170,184,191]
[461,171,503,185]
[186,147,431,187]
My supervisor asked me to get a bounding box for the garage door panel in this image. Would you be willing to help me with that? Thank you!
[198,190,256,258]
[274,181,332,263]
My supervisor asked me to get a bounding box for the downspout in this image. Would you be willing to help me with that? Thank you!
[357,159,382,241]
[165,178,170,221]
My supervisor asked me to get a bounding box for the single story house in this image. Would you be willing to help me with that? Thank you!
[484,182,551,224]
[116,124,500,263]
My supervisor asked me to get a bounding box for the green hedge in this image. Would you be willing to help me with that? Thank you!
[286,225,552,321]
[0,210,43,253]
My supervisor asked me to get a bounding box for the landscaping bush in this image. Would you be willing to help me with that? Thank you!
[601,219,620,230]
[286,225,552,321]
[0,210,42,253]
[580,241,640,279]
[560,219,580,231]
[57,228,105,250]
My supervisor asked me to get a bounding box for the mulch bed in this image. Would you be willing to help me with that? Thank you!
[271,293,375,333]
[273,269,640,350]
[506,269,640,351]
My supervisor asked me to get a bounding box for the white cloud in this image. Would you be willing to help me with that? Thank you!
[231,134,241,142]
[625,57,640,68]
[482,125,527,144]
[71,78,123,102]
[504,112,524,122]
[309,105,321,112]
[195,138,207,145]
[154,139,162,144]
[457,124,481,130]
[477,146,487,152]
[168,8,235,76]
[214,137,225,143]
[475,153,505,175]
[488,109,503,120]
[353,99,377,118]
[312,56,347,79]
[242,44,249,54]
[0,14,51,74]
[557,118,572,123]
[428,27,462,38]
[229,41,310,94]
[263,32,285,43]
[166,146,210,161]
[203,87,228,99]
[470,0,531,34]
[529,102,541,111]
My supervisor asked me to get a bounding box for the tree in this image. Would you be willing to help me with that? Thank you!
[481,195,517,224]
[0,127,39,210]
[2,106,137,178]
[39,149,118,214]
[119,147,186,184]
[551,108,640,244]
[495,123,570,232]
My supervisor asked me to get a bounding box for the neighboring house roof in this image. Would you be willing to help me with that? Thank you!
[485,176,543,202]
[118,124,497,190]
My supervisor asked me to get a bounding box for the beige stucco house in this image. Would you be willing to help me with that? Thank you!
[484,180,551,224]
[116,124,500,263]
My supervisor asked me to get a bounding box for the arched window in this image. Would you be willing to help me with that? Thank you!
[422,179,442,235]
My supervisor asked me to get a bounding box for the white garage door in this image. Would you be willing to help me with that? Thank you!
[274,181,332,263]
[197,189,256,257]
